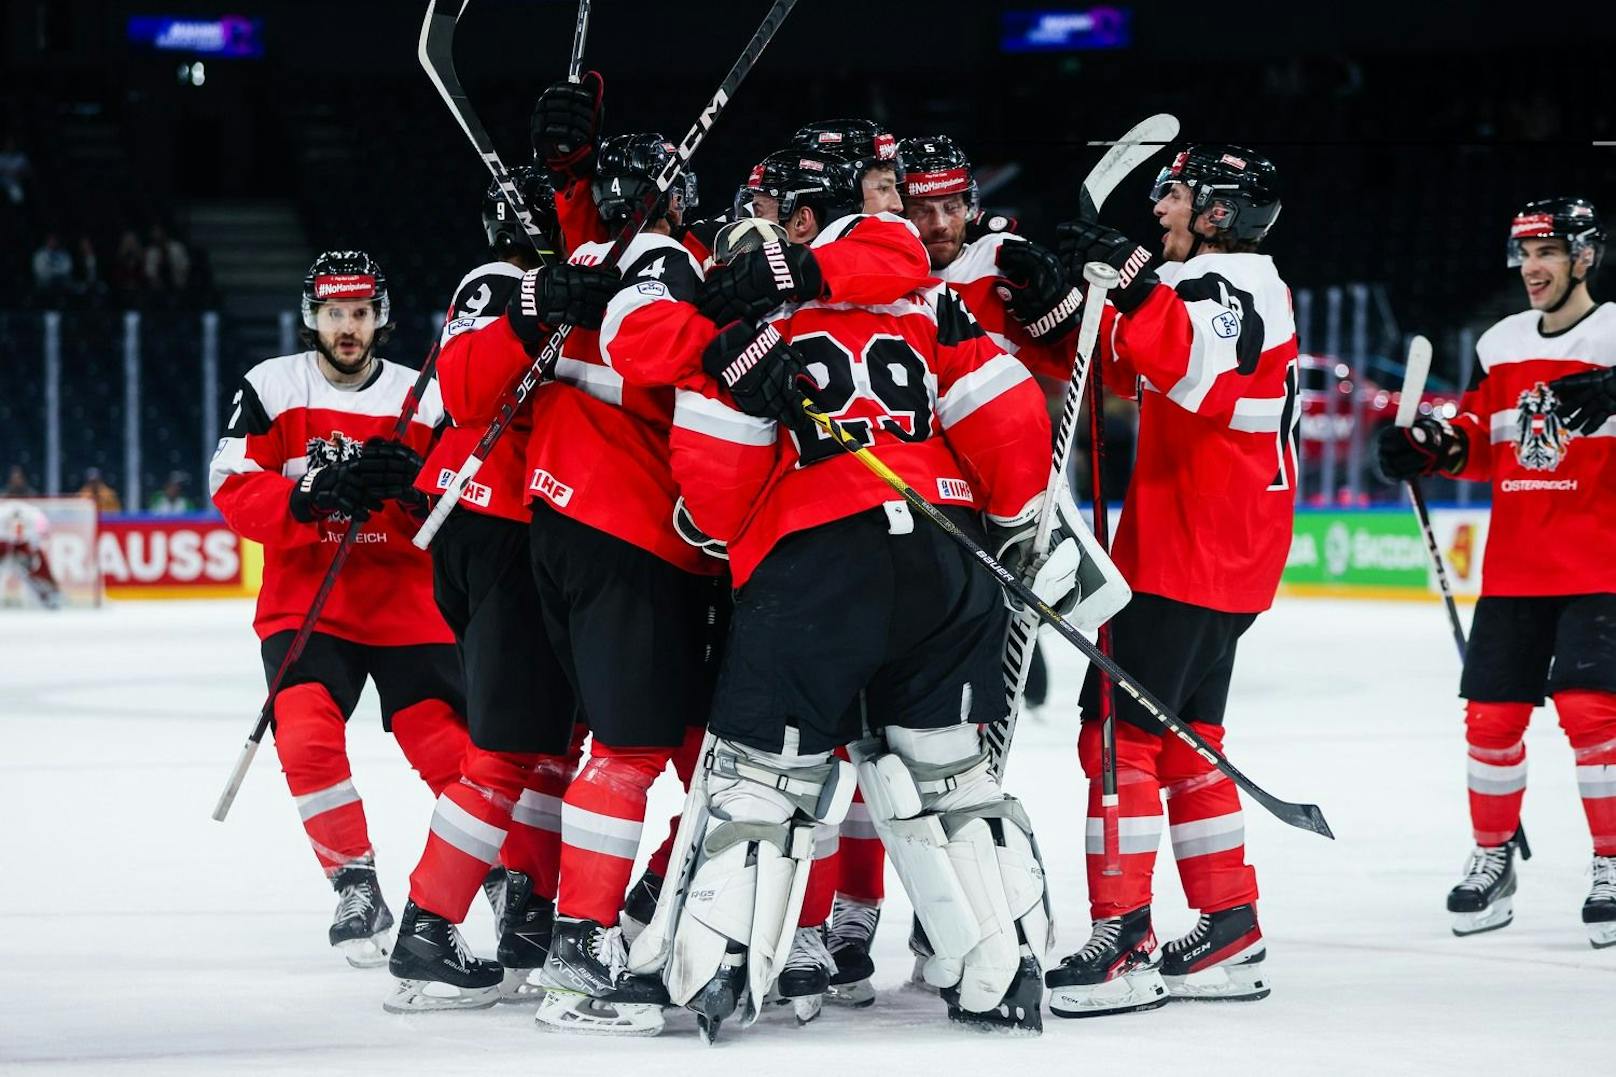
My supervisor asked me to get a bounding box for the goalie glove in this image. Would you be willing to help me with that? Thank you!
[987,483,1131,632]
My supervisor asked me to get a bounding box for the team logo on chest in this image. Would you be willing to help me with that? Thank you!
[307,430,364,468]
[1514,382,1571,472]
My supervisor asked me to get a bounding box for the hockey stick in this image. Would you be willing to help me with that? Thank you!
[801,401,1334,838]
[412,0,800,549]
[993,112,1178,780]
[990,262,1116,782]
[213,0,542,821]
[1396,335,1467,662]
[1087,362,1123,876]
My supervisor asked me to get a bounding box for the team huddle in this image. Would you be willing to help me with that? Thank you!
[206,65,1616,1041]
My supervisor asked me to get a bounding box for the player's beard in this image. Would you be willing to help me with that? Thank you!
[316,332,377,378]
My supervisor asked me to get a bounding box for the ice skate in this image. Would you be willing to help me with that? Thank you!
[384,902,502,1012]
[773,925,836,1025]
[1046,906,1168,1017]
[1161,903,1269,1002]
[944,950,1044,1034]
[905,917,941,996]
[535,917,666,1036]
[496,871,554,1002]
[825,896,879,1007]
[1584,855,1616,950]
[619,870,662,944]
[327,862,395,969]
[689,944,747,1046]
[1448,840,1520,937]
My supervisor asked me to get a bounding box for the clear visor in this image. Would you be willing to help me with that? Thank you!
[1149,167,1179,204]
[1506,236,1573,269]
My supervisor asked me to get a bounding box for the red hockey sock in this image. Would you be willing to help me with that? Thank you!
[1555,691,1616,856]
[645,724,705,879]
[836,780,885,906]
[408,747,538,921]
[556,742,670,925]
[1079,719,1163,918]
[799,823,839,927]
[504,753,575,901]
[272,682,370,875]
[390,699,471,797]
[1465,700,1533,847]
[1162,722,1258,913]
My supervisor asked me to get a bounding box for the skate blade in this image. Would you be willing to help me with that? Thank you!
[335,931,392,969]
[697,1013,722,1045]
[1587,921,1616,950]
[1049,969,1169,1018]
[1451,897,1514,937]
[499,966,544,1003]
[1163,959,1269,1002]
[535,989,664,1036]
[383,979,500,1013]
[791,994,823,1025]
[825,978,876,1007]
[904,956,942,997]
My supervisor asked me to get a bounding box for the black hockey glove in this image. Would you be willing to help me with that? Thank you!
[1055,219,1159,314]
[696,242,825,326]
[1374,417,1468,482]
[289,459,380,523]
[702,320,809,421]
[1547,367,1616,436]
[530,72,604,185]
[995,239,1083,342]
[506,263,623,349]
[352,437,424,502]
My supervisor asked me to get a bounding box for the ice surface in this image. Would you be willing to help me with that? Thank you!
[2,597,1610,1074]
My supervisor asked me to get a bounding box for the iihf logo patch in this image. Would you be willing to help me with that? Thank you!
[1514,381,1570,471]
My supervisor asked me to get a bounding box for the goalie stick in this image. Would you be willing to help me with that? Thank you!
[412,0,801,549]
[993,112,1179,782]
[804,401,1334,839]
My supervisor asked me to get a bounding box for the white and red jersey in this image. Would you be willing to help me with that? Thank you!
[670,279,1051,585]
[937,232,1077,382]
[1100,251,1300,614]
[416,261,531,522]
[1451,302,1616,596]
[209,351,452,646]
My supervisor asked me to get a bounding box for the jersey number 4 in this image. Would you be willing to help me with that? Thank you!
[789,332,934,466]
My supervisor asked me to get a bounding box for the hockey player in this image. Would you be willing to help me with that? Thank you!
[1043,145,1296,1014]
[1375,197,1616,948]
[791,119,904,216]
[386,170,594,1012]
[210,251,472,968]
[639,231,1065,1038]
[0,499,62,609]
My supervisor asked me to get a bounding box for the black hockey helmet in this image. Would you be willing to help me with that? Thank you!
[301,250,390,330]
[734,148,861,230]
[1507,197,1606,272]
[898,135,978,213]
[1150,144,1281,244]
[792,119,904,184]
[482,166,560,258]
[592,133,698,229]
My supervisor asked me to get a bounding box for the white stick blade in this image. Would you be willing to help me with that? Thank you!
[1080,113,1180,218]
[1396,335,1432,428]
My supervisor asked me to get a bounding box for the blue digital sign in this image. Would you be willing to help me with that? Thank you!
[128,16,264,58]
[1001,8,1131,53]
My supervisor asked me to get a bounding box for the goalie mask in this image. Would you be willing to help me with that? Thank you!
[1150,144,1281,246]
[593,133,698,229]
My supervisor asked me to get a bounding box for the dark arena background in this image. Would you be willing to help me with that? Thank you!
[2,3,1614,1072]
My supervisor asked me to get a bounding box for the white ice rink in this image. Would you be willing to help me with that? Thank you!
[2,596,1611,1074]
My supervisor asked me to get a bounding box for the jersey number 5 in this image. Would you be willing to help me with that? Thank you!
[789,332,934,467]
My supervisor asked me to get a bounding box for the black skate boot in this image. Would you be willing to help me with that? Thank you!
[1584,855,1616,950]
[825,896,879,1007]
[383,902,503,1012]
[328,862,395,969]
[1046,906,1167,1018]
[773,925,836,1025]
[497,871,555,1002]
[688,942,747,1046]
[619,871,662,944]
[944,950,1045,1035]
[1161,903,1269,1002]
[535,917,667,1036]
[1448,833,1524,937]
[481,866,508,940]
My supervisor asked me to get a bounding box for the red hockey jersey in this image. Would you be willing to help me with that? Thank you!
[1100,251,1300,614]
[937,232,1077,383]
[416,261,532,522]
[210,352,452,646]
[671,281,1051,585]
[1451,302,1616,596]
